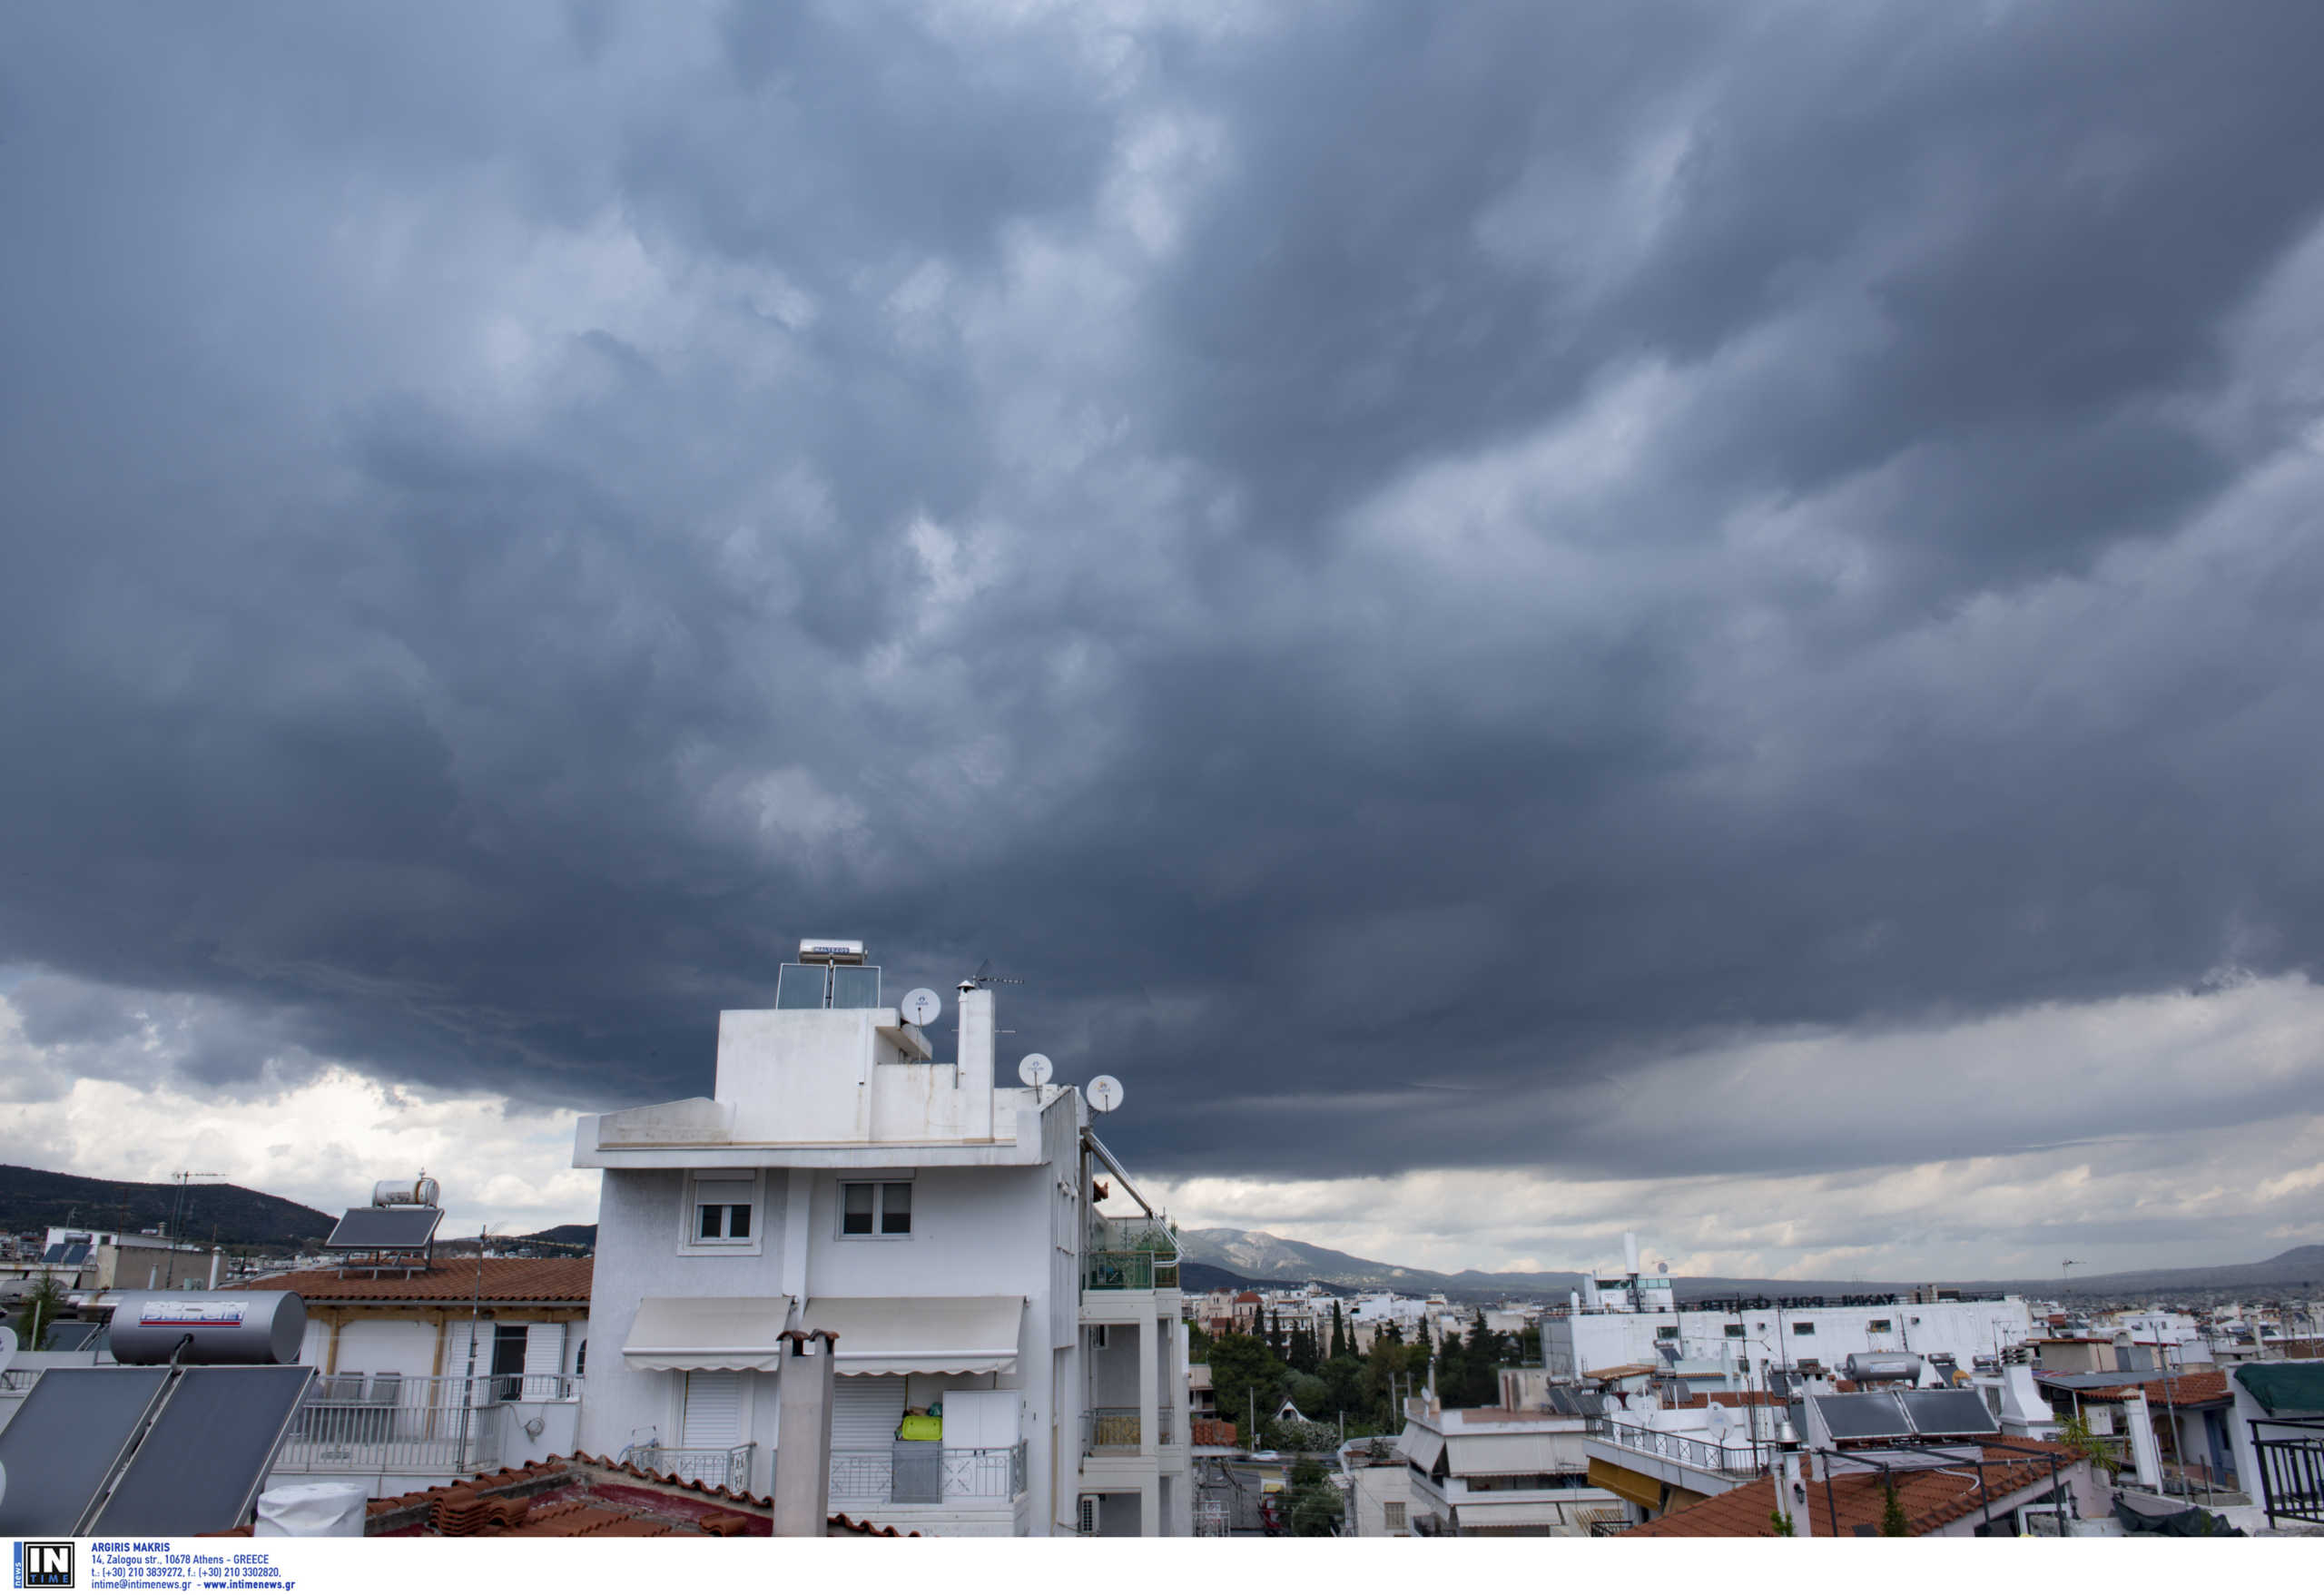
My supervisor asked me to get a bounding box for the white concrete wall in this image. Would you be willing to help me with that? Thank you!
[1548,1298,2033,1378]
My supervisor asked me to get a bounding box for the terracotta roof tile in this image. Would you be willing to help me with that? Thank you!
[364,1454,919,1537]
[2044,1369,2230,1406]
[257,1257,592,1303]
[1624,1440,2080,1537]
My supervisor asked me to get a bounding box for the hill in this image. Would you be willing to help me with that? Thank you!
[1177,1226,2324,1303]
[0,1164,333,1250]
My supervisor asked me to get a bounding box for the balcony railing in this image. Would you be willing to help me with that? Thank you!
[1085,1216,1179,1291]
[630,1442,755,1493]
[830,1442,1028,1505]
[271,1373,576,1475]
[1590,1419,1765,1480]
[1082,1404,1186,1453]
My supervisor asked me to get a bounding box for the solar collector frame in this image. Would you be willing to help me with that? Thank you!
[88,1365,315,1534]
[324,1204,444,1250]
[0,1366,171,1535]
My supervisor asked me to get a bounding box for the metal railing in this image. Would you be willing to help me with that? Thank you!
[1085,1407,1142,1452]
[829,1442,1028,1504]
[1085,1251,1178,1290]
[272,1373,574,1475]
[0,1370,40,1393]
[1590,1419,1764,1479]
[630,1442,755,1492]
[1085,1215,1179,1291]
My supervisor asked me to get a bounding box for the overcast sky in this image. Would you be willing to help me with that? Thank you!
[6,1,2324,1281]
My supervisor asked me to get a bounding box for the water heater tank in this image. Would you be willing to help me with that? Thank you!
[372,1177,441,1208]
[1842,1351,1924,1385]
[109,1291,307,1365]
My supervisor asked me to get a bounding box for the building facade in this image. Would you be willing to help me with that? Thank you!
[572,953,1191,1536]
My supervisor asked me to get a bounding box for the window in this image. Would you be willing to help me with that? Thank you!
[841,1180,912,1237]
[1792,1322,1816,1337]
[490,1323,527,1402]
[680,1171,762,1255]
[1384,1501,1407,1531]
[1867,1319,1893,1334]
[1655,1325,1679,1341]
[1725,1324,1746,1339]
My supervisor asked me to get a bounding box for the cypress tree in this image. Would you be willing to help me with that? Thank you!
[1330,1302,1347,1361]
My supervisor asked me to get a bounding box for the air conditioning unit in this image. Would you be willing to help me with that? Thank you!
[1078,1494,1100,1536]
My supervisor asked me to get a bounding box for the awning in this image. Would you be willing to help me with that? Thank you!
[1447,1432,1567,1475]
[1397,1427,1444,1472]
[1453,1501,1569,1529]
[622,1295,793,1373]
[2236,1363,2324,1415]
[1588,1456,1665,1511]
[800,1295,1022,1377]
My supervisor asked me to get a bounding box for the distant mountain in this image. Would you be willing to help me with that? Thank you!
[0,1164,333,1250]
[523,1224,596,1252]
[1177,1226,2324,1303]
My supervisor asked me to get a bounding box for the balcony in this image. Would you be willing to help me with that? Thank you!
[1588,1418,1765,1482]
[271,1373,578,1477]
[1084,1215,1179,1292]
[1082,1406,1174,1455]
[629,1442,755,1493]
[829,1442,1028,1505]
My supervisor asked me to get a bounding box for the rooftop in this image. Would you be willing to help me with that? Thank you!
[253,1257,592,1304]
[359,1455,913,1538]
[1624,1440,2077,1537]
[2036,1369,2230,1406]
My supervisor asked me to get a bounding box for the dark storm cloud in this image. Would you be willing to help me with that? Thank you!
[5,1,2324,1184]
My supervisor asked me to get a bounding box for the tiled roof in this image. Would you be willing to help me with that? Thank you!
[364,1455,915,1537]
[2041,1370,2230,1406]
[1624,1441,2079,1537]
[256,1257,593,1303]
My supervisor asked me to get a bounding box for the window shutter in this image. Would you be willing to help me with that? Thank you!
[681,1371,743,1448]
[523,1323,567,1400]
[831,1373,907,1452]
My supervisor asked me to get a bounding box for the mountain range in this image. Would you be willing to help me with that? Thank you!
[0,1165,334,1250]
[1177,1226,2324,1302]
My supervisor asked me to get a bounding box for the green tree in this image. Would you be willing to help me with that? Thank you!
[15,1275,69,1351]
[1287,1456,1341,1536]
[1188,1321,1214,1361]
[1320,1354,1364,1421]
[1330,1302,1347,1362]
[1206,1331,1287,1443]
[1878,1476,1908,1536]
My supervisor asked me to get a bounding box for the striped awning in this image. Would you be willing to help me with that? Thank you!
[1588,1456,1665,1510]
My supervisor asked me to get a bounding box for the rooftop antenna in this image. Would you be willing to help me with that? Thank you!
[166,1172,220,1242]
[968,959,1022,987]
[2062,1259,2083,1287]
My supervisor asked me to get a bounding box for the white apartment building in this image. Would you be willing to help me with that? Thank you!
[572,944,1191,1536]
[1541,1236,2034,1386]
[1396,1398,1626,1536]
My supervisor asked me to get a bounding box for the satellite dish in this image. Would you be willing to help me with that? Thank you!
[1087,1075,1124,1113]
[1019,1054,1053,1088]
[1704,1405,1732,1442]
[901,988,941,1027]
[1658,1261,1669,1275]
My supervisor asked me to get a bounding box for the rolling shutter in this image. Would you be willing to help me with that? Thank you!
[681,1371,743,1448]
[832,1374,907,1452]
[523,1324,566,1401]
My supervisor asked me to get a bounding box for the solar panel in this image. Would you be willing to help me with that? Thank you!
[323,1205,444,1249]
[41,1243,64,1263]
[0,1366,171,1534]
[1811,1392,1915,1441]
[1900,1388,2001,1437]
[60,1243,89,1265]
[42,1321,101,1352]
[91,1366,315,1535]
[829,964,881,1009]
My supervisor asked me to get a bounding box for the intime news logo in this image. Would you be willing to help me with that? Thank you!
[13,1542,74,1589]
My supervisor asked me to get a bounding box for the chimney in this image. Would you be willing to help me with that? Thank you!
[1776,1420,1813,1538]
[773,1329,838,1536]
[956,980,995,1136]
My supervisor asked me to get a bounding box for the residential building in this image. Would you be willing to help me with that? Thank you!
[1337,1437,1413,1537]
[243,1253,591,1496]
[1542,1233,2034,1386]
[571,945,1191,1536]
[1396,1397,1626,1535]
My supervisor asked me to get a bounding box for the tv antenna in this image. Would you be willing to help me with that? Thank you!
[2061,1259,2083,1285]
[968,960,1022,988]
[167,1171,221,1242]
